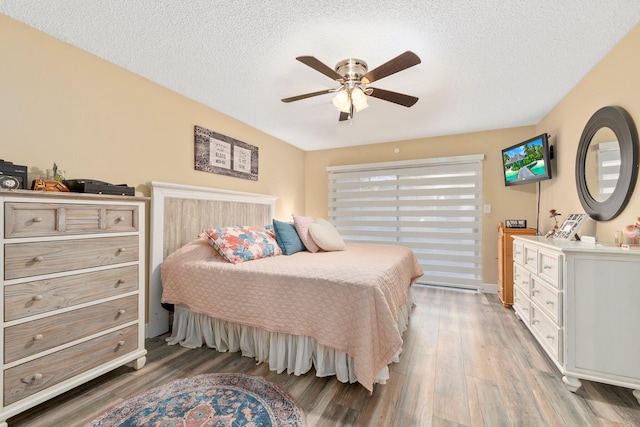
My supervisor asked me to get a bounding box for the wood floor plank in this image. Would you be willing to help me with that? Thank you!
[8,286,640,426]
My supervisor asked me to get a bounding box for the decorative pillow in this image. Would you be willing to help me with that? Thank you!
[309,218,346,251]
[272,219,306,255]
[202,226,282,264]
[292,214,320,253]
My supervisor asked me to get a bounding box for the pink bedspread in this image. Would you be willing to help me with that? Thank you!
[161,239,423,391]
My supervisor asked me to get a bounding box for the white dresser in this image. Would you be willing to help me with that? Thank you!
[0,190,147,426]
[512,236,640,403]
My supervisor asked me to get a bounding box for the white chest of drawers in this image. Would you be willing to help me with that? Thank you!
[0,190,147,426]
[512,236,640,404]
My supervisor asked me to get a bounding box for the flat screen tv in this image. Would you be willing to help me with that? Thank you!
[502,133,552,186]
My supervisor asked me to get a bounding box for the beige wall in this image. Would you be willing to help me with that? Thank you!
[536,23,640,243]
[304,126,538,286]
[0,15,306,220]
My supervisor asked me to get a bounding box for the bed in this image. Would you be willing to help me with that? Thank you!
[148,182,423,392]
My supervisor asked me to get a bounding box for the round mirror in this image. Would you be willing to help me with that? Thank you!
[576,106,638,221]
[584,127,620,202]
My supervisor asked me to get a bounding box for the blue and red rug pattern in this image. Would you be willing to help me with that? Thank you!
[85,373,306,426]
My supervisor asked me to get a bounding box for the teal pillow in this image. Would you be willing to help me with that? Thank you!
[272,219,306,255]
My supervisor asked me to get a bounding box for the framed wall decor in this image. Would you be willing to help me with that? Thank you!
[194,125,259,181]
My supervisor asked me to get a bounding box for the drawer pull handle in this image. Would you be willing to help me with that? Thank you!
[546,335,554,340]
[118,247,126,253]
[527,257,535,261]
[33,256,44,262]
[32,217,42,223]
[22,373,43,384]
[32,294,44,301]
[546,300,554,305]
[117,279,126,285]
[117,216,126,222]
[117,340,126,347]
[543,265,552,270]
[118,309,126,315]
[33,334,44,341]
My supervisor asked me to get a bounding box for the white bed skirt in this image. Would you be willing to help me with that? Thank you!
[166,288,416,386]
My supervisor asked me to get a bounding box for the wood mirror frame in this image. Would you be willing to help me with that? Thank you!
[576,106,639,221]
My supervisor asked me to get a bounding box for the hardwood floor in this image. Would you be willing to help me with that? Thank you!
[9,286,640,426]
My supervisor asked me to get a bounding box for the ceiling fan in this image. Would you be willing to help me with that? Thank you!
[281,51,421,121]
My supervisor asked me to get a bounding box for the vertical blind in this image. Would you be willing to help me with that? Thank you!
[327,155,484,289]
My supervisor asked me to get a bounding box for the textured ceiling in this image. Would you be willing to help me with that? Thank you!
[2,2,640,151]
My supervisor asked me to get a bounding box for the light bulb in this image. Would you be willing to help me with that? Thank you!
[332,90,351,113]
[351,87,369,112]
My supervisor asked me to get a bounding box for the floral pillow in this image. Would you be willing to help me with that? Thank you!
[202,226,282,264]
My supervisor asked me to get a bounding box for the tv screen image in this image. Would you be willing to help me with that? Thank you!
[502,133,552,186]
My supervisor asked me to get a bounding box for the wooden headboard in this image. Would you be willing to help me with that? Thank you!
[147,181,277,337]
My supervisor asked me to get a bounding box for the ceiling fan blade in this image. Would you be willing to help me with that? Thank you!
[281,89,332,103]
[296,56,345,81]
[368,87,419,107]
[339,111,351,121]
[362,51,421,84]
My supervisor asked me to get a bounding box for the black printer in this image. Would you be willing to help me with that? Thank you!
[63,179,135,196]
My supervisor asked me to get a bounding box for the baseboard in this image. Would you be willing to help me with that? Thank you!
[481,283,498,294]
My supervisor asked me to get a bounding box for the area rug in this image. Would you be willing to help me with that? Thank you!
[85,373,306,426]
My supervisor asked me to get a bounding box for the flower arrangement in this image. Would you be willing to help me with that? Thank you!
[549,209,562,229]
[624,216,640,244]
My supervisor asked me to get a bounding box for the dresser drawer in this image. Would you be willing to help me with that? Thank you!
[513,286,531,324]
[513,239,525,264]
[531,275,562,325]
[4,295,138,363]
[523,243,538,273]
[530,304,561,362]
[4,236,139,280]
[4,202,138,238]
[4,324,138,406]
[4,265,138,322]
[537,248,562,288]
[513,262,530,294]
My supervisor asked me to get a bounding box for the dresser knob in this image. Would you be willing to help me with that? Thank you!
[32,294,43,301]
[546,335,554,340]
[117,216,126,222]
[117,340,126,347]
[33,256,44,262]
[546,300,554,305]
[543,265,552,270]
[32,217,42,223]
[21,373,43,384]
[33,334,44,341]
[117,279,126,285]
[118,247,126,253]
[118,309,126,315]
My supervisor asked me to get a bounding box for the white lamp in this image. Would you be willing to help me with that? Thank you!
[351,87,369,112]
[331,89,350,113]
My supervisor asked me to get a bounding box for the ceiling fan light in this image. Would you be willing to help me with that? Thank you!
[351,87,368,112]
[332,90,351,113]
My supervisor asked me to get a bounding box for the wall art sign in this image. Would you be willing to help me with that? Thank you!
[194,125,259,181]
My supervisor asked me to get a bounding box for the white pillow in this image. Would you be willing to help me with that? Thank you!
[309,218,346,251]
[293,214,320,253]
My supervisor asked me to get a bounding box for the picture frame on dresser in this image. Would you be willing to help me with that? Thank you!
[0,189,148,426]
